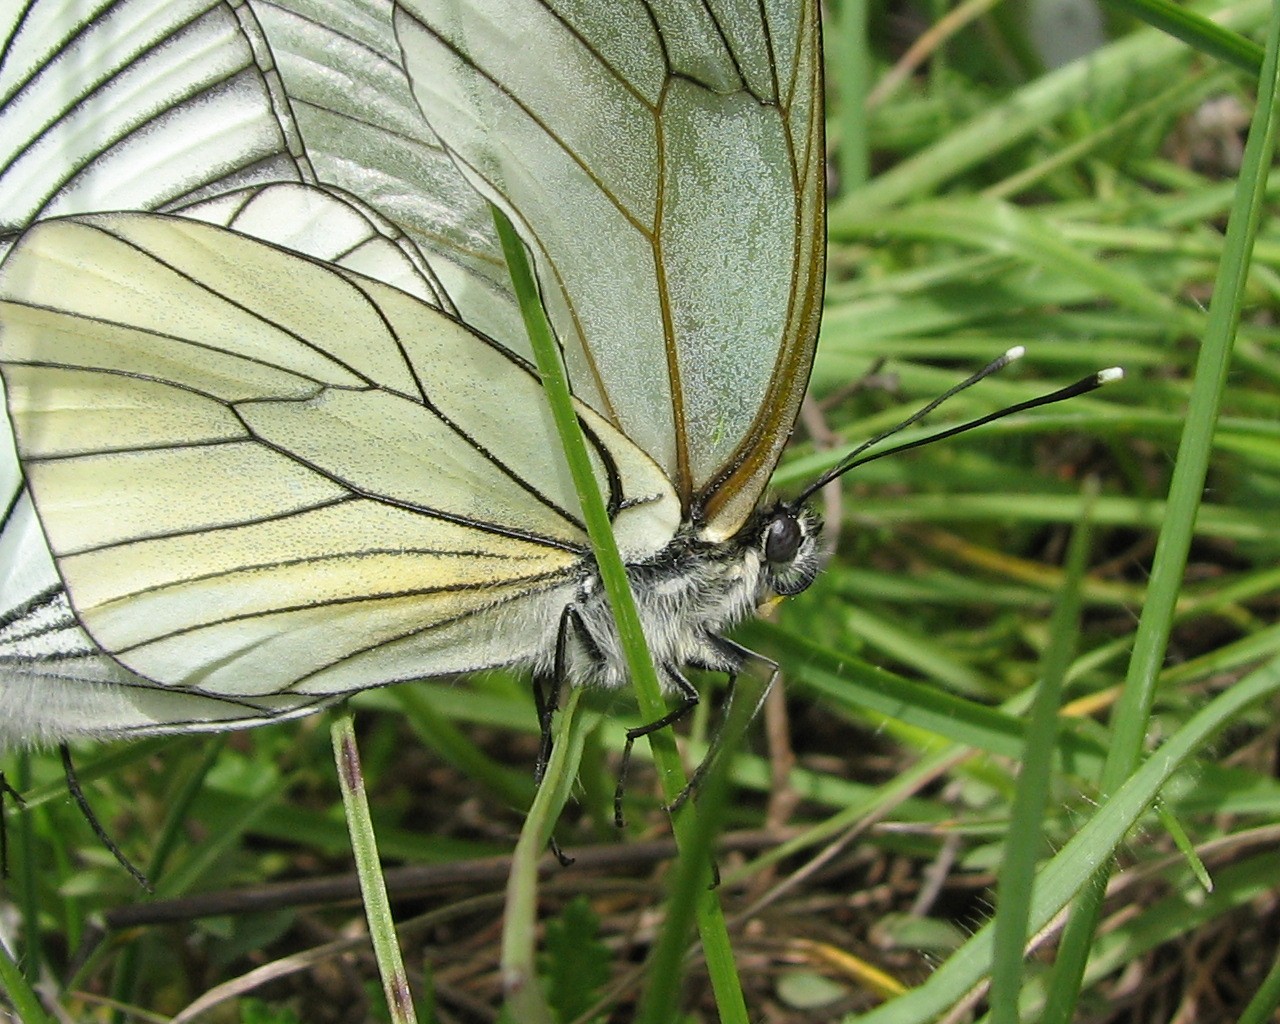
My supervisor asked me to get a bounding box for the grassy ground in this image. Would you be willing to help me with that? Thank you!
[4,0,1280,1021]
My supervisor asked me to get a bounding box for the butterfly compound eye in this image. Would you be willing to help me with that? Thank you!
[763,513,802,565]
[758,505,822,598]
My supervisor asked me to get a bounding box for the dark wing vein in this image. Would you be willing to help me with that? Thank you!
[114,564,576,657]
[285,574,572,693]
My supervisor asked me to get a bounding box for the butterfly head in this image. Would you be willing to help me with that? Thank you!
[752,502,823,599]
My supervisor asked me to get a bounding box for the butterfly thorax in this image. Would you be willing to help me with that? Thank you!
[558,503,823,692]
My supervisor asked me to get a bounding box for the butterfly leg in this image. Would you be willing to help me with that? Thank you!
[536,605,599,866]
[0,772,25,877]
[669,637,779,815]
[534,604,597,786]
[614,668,699,828]
[531,673,558,788]
[60,745,152,891]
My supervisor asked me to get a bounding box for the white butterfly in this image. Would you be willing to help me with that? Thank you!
[0,0,827,748]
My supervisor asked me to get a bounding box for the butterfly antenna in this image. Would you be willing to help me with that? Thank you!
[797,348,1123,504]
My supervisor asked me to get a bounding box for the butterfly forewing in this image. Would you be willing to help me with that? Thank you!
[702,1,826,534]
[392,0,825,537]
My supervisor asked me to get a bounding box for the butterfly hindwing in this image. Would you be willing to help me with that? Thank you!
[0,213,680,701]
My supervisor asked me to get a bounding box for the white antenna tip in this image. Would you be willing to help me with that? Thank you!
[1097,367,1124,384]
[1005,345,1026,362]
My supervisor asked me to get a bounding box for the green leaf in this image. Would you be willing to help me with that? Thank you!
[542,896,611,1024]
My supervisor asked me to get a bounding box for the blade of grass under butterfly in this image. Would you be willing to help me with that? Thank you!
[109,737,228,1013]
[331,710,417,1024]
[394,686,535,810]
[1042,6,1280,1020]
[636,722,732,1024]
[152,771,295,900]
[492,208,750,1024]
[14,739,172,809]
[502,687,586,1023]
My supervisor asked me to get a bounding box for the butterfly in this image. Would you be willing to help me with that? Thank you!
[0,0,829,763]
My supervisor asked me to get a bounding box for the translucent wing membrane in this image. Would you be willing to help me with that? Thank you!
[182,181,447,304]
[0,0,310,255]
[0,0,470,304]
[393,0,826,538]
[0,214,678,721]
[0,427,340,742]
[246,0,526,344]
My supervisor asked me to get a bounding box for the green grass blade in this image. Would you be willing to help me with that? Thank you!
[332,710,417,1024]
[988,489,1092,1024]
[1099,0,1264,70]
[0,936,53,1024]
[1237,945,1280,1024]
[502,688,586,1024]
[1044,7,1280,1018]
[846,653,1280,1023]
[491,207,749,1024]
[833,199,1203,331]
[830,0,871,191]
[635,725,731,1024]
[838,0,1268,211]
